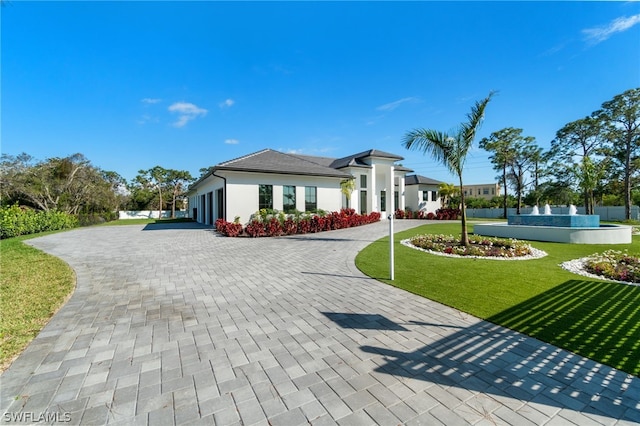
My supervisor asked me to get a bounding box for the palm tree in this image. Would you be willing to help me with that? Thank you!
[340,178,356,209]
[437,182,458,208]
[402,92,495,246]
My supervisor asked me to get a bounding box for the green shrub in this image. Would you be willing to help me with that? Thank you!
[0,205,78,239]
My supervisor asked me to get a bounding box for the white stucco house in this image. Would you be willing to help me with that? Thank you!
[404,175,443,214]
[187,148,414,225]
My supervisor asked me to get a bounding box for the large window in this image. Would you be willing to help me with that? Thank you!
[360,175,367,188]
[422,191,429,202]
[283,185,296,213]
[305,186,317,212]
[259,184,273,210]
[360,190,367,214]
[380,190,386,212]
[431,191,437,202]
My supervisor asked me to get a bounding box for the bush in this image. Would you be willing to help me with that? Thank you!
[76,212,117,226]
[0,204,78,239]
[215,208,381,237]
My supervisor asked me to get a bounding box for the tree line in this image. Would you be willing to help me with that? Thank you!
[0,153,195,223]
[434,88,640,220]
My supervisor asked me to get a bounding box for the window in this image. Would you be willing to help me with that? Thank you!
[360,190,367,214]
[422,191,429,201]
[492,188,495,195]
[360,175,367,188]
[483,188,489,195]
[305,186,317,212]
[259,185,273,210]
[394,191,399,211]
[431,191,437,202]
[380,190,386,211]
[283,185,296,213]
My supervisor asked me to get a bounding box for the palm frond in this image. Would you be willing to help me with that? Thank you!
[462,90,497,146]
[402,128,458,174]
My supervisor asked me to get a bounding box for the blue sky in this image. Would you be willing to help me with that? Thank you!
[3,1,639,185]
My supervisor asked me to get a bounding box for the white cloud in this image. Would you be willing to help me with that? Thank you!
[224,139,239,145]
[168,102,208,127]
[141,98,162,104]
[376,97,419,112]
[582,14,640,44]
[219,99,235,108]
[286,149,303,154]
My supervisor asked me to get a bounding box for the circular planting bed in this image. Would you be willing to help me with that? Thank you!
[402,234,547,260]
[561,250,640,286]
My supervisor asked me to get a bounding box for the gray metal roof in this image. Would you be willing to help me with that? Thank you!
[329,149,404,169]
[405,174,443,185]
[214,149,352,178]
[190,148,410,191]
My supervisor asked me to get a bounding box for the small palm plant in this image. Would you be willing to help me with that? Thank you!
[403,92,495,246]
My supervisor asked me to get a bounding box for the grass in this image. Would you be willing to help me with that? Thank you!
[0,217,194,371]
[0,233,75,372]
[355,222,640,376]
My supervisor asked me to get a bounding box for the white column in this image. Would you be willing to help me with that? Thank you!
[398,173,405,211]
[370,168,377,213]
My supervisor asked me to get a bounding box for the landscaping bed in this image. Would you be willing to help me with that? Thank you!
[215,208,381,237]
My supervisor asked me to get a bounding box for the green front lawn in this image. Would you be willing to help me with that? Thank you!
[355,222,640,376]
[0,234,75,372]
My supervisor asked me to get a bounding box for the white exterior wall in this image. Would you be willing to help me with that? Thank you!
[405,184,440,213]
[187,174,224,225]
[188,171,344,225]
[343,163,407,216]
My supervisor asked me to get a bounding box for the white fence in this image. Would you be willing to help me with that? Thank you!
[466,206,640,221]
[118,210,189,220]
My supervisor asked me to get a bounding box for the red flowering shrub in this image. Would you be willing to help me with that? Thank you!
[214,209,382,237]
[426,212,436,220]
[218,221,243,237]
[244,220,266,237]
[435,208,461,220]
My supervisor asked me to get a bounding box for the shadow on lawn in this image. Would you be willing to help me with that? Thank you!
[323,280,640,422]
[487,279,640,377]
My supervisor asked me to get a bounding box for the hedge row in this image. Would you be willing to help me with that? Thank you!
[394,208,461,220]
[216,208,382,237]
[0,204,78,239]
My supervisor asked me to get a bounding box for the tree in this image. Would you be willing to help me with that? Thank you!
[340,178,356,208]
[403,91,495,246]
[596,88,640,220]
[437,183,458,208]
[479,127,519,219]
[0,152,122,216]
[165,169,194,218]
[136,166,168,219]
[507,136,539,214]
[550,116,605,214]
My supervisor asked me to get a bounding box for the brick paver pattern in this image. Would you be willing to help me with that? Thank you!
[1,221,639,425]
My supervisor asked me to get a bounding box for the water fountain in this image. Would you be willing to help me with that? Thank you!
[474,204,631,244]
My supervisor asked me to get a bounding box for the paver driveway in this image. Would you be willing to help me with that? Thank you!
[1,221,639,425]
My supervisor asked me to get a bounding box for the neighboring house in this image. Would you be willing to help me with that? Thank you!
[404,175,443,213]
[462,183,501,200]
[187,148,413,225]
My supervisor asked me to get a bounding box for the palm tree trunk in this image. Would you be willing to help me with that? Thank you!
[459,177,469,247]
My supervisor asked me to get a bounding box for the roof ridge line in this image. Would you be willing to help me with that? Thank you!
[218,148,272,167]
